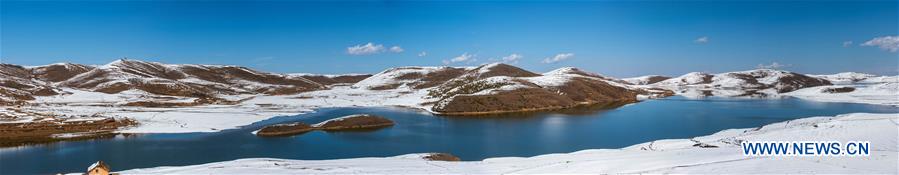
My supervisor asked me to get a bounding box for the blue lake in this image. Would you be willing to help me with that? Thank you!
[1,96,897,174]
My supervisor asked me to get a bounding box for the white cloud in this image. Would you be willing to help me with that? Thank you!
[756,62,790,69]
[418,52,427,57]
[347,42,385,55]
[346,42,405,55]
[542,53,574,64]
[861,36,899,52]
[694,36,709,44]
[842,41,853,47]
[389,46,404,53]
[443,53,475,64]
[501,54,522,64]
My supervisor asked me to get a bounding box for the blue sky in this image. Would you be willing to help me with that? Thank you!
[1,1,896,77]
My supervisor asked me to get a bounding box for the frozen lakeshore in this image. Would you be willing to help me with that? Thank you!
[117,113,898,174]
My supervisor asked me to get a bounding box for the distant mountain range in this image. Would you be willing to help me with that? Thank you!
[2,59,883,114]
[651,69,831,92]
[0,59,368,105]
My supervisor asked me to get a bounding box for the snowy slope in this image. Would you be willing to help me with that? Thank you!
[654,72,713,86]
[428,66,673,114]
[656,69,828,91]
[119,113,898,174]
[287,73,371,86]
[812,72,877,84]
[812,72,896,85]
[24,85,428,133]
[352,66,471,90]
[622,75,671,85]
[60,59,326,97]
[781,73,898,106]
[0,64,66,103]
[650,69,831,98]
[7,60,892,134]
[785,82,899,106]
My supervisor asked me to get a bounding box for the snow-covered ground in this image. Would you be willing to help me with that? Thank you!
[17,70,898,133]
[651,69,825,92]
[621,75,670,85]
[119,113,898,174]
[23,86,429,133]
[810,72,879,84]
[785,82,899,106]
[779,74,897,106]
[642,71,898,106]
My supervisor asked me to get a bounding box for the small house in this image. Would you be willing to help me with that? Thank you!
[86,160,110,175]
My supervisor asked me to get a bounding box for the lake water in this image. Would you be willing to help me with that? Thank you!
[1,96,897,174]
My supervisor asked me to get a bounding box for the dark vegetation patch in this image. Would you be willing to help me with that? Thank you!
[821,86,855,93]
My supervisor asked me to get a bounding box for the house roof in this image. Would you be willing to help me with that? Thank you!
[87,160,109,172]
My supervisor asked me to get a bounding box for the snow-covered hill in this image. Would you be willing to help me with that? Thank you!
[420,64,671,114]
[785,81,899,106]
[61,59,327,98]
[0,59,376,107]
[811,72,897,85]
[649,69,831,97]
[2,60,893,136]
[352,66,472,90]
[28,63,95,82]
[4,61,665,133]
[633,70,897,104]
[0,60,373,134]
[0,64,66,104]
[288,73,371,86]
[344,63,672,115]
[622,75,671,85]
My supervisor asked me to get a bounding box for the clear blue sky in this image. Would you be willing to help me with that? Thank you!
[1,1,896,77]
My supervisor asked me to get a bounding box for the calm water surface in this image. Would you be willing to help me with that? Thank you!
[1,96,897,174]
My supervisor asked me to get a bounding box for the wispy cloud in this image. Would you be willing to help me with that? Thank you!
[347,42,404,55]
[842,41,853,47]
[756,62,790,69]
[418,52,427,57]
[542,53,574,64]
[694,36,709,44]
[389,46,404,53]
[501,54,522,64]
[443,53,475,64]
[861,36,899,52]
[347,42,385,55]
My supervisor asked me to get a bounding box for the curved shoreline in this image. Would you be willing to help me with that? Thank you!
[117,113,899,174]
[5,98,895,174]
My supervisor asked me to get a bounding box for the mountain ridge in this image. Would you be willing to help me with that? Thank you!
[0,59,372,104]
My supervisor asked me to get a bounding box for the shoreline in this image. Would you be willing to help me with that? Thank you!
[116,112,899,174]
[0,117,136,147]
[4,95,894,173]
[4,85,893,147]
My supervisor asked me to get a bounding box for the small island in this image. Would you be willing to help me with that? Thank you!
[255,114,394,137]
[313,114,395,131]
[254,122,316,137]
